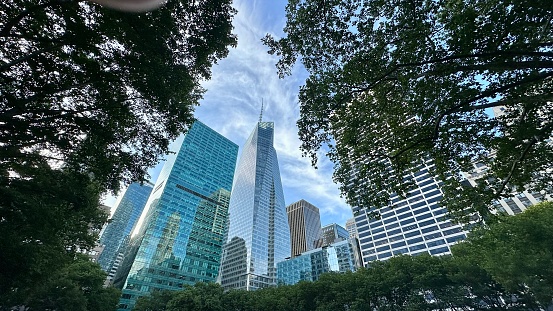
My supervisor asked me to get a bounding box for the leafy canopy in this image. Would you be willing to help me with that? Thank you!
[452,201,553,305]
[1,0,237,191]
[132,202,553,311]
[0,160,109,306]
[23,254,121,311]
[0,0,237,307]
[264,0,553,222]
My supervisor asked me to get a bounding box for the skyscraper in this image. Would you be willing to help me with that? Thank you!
[345,218,358,239]
[353,159,467,266]
[97,182,153,280]
[318,223,349,247]
[117,121,238,310]
[218,121,290,290]
[287,199,322,257]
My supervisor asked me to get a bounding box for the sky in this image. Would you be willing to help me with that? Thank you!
[104,0,353,227]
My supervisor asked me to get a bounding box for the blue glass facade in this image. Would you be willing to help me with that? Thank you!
[218,122,290,290]
[98,182,153,274]
[117,121,238,310]
[277,240,356,285]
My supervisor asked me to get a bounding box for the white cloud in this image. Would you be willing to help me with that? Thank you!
[197,0,352,226]
[104,0,352,227]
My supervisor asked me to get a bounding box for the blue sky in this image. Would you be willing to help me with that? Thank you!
[104,0,353,227]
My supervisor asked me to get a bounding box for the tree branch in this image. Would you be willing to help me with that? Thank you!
[458,93,553,113]
[385,73,553,161]
[433,71,553,140]
[399,50,553,68]
[494,139,537,197]
[0,44,62,72]
[494,122,553,197]
[349,51,553,96]
[0,0,70,37]
[439,60,553,73]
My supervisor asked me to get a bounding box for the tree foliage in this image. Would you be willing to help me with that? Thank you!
[0,161,109,306]
[132,256,549,311]
[134,283,225,311]
[1,0,237,190]
[452,201,553,306]
[137,203,553,310]
[20,254,120,311]
[0,0,237,307]
[264,0,553,222]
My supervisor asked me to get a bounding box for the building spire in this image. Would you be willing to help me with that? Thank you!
[259,98,264,122]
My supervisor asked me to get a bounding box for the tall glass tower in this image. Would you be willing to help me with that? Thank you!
[218,121,290,290]
[97,182,153,279]
[117,121,238,310]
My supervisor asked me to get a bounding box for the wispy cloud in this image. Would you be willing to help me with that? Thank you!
[196,0,352,226]
[104,0,352,226]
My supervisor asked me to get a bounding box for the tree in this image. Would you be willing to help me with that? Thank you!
[1,0,236,191]
[451,201,553,307]
[0,162,109,307]
[134,290,175,311]
[134,283,226,311]
[264,0,553,222]
[19,254,120,311]
[1,0,236,306]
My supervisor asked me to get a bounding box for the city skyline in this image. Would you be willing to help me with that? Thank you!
[103,0,353,228]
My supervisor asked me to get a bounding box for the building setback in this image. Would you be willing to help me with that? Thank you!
[218,121,290,290]
[286,199,322,257]
[117,121,238,310]
[97,182,153,281]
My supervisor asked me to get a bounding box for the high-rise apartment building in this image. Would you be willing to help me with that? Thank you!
[353,159,467,266]
[317,223,349,247]
[98,182,153,278]
[117,121,238,310]
[218,121,290,290]
[286,199,322,257]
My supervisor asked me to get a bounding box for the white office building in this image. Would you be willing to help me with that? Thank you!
[353,159,468,266]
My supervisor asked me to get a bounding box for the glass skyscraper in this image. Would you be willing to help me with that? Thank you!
[98,182,153,278]
[218,121,290,290]
[117,121,238,310]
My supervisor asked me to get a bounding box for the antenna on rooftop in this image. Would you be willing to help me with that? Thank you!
[259,98,264,122]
